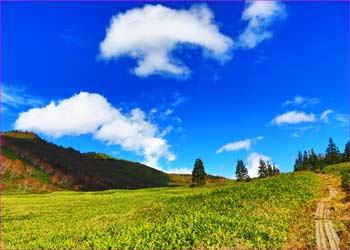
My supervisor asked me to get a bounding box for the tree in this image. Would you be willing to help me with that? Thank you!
[267,161,273,176]
[258,159,267,178]
[342,141,350,162]
[294,151,303,171]
[309,149,319,170]
[192,158,206,185]
[325,137,341,165]
[272,163,280,175]
[302,150,311,170]
[235,159,249,181]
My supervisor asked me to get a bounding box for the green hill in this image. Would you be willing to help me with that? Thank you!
[1,131,184,192]
[3,171,323,249]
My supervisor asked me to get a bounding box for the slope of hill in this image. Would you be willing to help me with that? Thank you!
[2,171,323,249]
[1,131,173,191]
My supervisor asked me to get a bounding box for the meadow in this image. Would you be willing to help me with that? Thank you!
[3,171,323,249]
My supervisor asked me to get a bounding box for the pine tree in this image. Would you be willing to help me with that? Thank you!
[309,149,319,170]
[325,138,341,165]
[342,141,350,162]
[258,159,267,178]
[294,151,303,171]
[302,150,310,170]
[192,158,206,185]
[235,159,249,181]
[272,163,280,175]
[267,161,273,176]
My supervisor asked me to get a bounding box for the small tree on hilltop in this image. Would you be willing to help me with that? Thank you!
[192,158,206,185]
[258,159,267,178]
[235,159,249,181]
[325,137,341,165]
[272,163,280,175]
[294,151,303,171]
[309,149,319,170]
[342,141,350,162]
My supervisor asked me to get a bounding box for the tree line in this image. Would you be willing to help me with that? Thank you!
[191,157,280,186]
[294,138,349,171]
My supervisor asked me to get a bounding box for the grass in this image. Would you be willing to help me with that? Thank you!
[322,162,350,193]
[3,171,323,249]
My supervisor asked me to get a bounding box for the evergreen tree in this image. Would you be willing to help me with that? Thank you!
[258,159,267,178]
[235,159,249,181]
[342,141,350,162]
[302,150,310,170]
[325,138,341,165]
[192,158,206,185]
[294,151,303,171]
[267,161,273,176]
[272,163,280,175]
[309,149,319,170]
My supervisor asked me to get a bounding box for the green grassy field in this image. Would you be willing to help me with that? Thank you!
[3,171,323,249]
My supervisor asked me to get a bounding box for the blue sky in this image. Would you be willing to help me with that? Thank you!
[2,1,349,177]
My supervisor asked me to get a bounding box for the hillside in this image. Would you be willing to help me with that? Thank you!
[1,131,188,192]
[3,171,323,249]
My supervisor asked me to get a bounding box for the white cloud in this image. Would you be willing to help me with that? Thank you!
[238,1,286,49]
[165,167,192,174]
[282,95,319,108]
[272,111,316,125]
[246,152,277,178]
[216,136,263,154]
[99,4,233,77]
[335,113,349,125]
[320,109,333,123]
[15,92,175,170]
[15,92,117,137]
[160,125,174,137]
[1,83,43,108]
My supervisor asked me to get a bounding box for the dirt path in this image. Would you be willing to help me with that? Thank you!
[315,177,340,250]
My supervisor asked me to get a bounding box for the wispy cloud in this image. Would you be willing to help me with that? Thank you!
[216,136,263,154]
[165,167,192,174]
[272,110,316,125]
[15,92,175,170]
[238,1,286,49]
[282,95,320,108]
[1,83,44,108]
[99,4,233,78]
[320,109,333,123]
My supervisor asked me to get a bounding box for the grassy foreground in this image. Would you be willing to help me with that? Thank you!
[3,172,323,249]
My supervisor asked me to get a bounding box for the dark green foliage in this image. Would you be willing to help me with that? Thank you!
[258,159,267,178]
[259,159,280,178]
[192,158,206,185]
[302,151,311,170]
[325,137,341,165]
[342,141,350,162]
[294,151,303,171]
[294,137,347,172]
[235,159,249,181]
[272,163,280,175]
[1,131,172,190]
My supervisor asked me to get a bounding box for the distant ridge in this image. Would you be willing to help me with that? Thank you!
[1,131,173,192]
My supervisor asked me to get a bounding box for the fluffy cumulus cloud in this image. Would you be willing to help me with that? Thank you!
[246,152,277,178]
[272,110,316,125]
[99,4,233,77]
[238,1,286,49]
[216,136,263,154]
[15,92,175,170]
